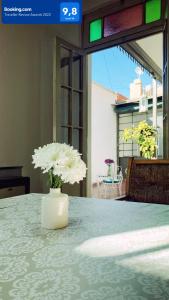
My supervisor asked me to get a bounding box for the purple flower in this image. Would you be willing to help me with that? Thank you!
[105,159,114,165]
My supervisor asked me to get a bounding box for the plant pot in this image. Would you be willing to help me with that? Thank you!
[41,188,69,229]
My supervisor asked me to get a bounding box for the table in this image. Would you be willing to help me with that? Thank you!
[97,176,123,198]
[1,194,169,299]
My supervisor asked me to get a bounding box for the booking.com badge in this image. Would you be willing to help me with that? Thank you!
[2,0,82,24]
[60,2,81,23]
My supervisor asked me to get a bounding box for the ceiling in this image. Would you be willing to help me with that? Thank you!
[83,0,119,14]
[122,33,163,81]
[136,33,163,71]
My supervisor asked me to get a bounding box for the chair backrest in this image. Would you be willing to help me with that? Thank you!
[115,166,123,183]
[125,158,169,204]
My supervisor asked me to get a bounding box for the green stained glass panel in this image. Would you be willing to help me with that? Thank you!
[145,0,161,23]
[90,19,102,42]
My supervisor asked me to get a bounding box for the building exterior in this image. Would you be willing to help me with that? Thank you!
[91,77,163,184]
[91,82,117,184]
[130,78,143,100]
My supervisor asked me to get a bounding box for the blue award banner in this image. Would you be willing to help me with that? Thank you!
[2,0,82,24]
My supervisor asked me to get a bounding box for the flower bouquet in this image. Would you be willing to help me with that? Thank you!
[32,142,86,187]
[32,143,87,229]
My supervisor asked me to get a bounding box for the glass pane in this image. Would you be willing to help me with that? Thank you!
[119,115,132,124]
[133,150,139,156]
[73,54,81,90]
[72,92,82,126]
[121,150,133,157]
[119,144,124,151]
[60,88,70,125]
[104,5,143,38]
[72,129,80,151]
[133,113,146,122]
[119,123,132,130]
[60,47,71,86]
[60,127,69,144]
[119,113,132,118]
[90,19,102,42]
[123,144,133,151]
[145,0,161,23]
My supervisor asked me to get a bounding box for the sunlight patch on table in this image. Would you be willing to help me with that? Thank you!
[117,248,169,279]
[75,225,169,258]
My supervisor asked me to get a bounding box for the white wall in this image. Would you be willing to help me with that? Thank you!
[91,82,117,183]
[45,25,81,47]
[0,24,81,192]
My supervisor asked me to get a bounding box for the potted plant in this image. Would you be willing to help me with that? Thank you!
[122,120,158,159]
[105,159,114,177]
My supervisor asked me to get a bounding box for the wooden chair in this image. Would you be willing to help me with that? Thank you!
[118,158,169,204]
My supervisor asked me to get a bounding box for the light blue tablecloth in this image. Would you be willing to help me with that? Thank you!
[0,194,169,299]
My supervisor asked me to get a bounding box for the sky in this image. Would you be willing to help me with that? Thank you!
[92,47,152,98]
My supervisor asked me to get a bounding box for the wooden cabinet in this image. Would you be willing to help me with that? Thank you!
[0,167,30,199]
[0,186,25,199]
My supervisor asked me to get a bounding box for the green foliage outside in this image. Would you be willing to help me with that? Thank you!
[122,121,158,159]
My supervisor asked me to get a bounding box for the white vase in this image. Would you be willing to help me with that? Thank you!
[41,188,69,229]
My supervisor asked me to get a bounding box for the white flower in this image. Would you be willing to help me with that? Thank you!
[32,143,87,185]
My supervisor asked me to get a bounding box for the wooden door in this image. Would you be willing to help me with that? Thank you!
[54,41,87,196]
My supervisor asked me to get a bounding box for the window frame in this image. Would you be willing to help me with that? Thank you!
[83,0,166,53]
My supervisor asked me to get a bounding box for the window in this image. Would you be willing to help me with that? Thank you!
[88,1,162,45]
[145,0,161,24]
[90,19,102,42]
[104,5,143,38]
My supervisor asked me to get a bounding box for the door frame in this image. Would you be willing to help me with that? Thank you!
[83,0,168,159]
[53,37,88,196]
[163,15,169,158]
